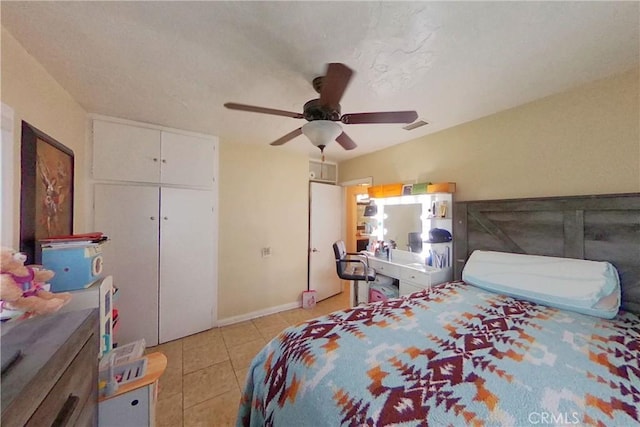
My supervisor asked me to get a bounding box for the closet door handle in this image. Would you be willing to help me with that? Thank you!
[161,159,167,164]
[152,157,158,162]
[150,216,156,220]
[163,216,168,220]
[52,394,79,427]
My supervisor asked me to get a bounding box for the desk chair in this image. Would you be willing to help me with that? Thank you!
[332,240,376,307]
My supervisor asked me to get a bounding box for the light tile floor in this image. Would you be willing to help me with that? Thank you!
[148,290,350,427]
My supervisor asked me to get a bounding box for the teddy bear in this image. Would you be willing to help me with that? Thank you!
[1,247,72,319]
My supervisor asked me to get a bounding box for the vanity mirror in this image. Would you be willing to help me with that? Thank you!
[368,193,453,262]
[383,204,421,251]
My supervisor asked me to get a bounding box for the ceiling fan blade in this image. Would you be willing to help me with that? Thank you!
[341,111,418,124]
[225,102,303,119]
[270,128,303,146]
[336,132,357,150]
[319,63,354,108]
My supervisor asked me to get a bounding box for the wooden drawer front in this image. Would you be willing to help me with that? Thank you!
[400,268,431,286]
[369,260,400,278]
[27,333,98,427]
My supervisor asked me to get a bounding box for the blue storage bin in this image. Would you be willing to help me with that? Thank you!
[41,243,105,292]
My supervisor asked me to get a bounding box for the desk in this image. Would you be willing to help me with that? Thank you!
[98,352,167,427]
[352,250,452,306]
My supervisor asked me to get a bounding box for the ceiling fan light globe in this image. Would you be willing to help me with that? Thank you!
[302,120,342,148]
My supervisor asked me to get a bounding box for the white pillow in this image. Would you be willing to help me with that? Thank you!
[462,250,620,318]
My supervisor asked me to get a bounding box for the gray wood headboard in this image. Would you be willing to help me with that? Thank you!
[453,193,640,315]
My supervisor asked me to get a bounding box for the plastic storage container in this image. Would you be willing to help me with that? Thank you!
[368,275,399,302]
[41,242,106,291]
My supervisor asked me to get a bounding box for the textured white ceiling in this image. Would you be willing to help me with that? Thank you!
[2,1,638,162]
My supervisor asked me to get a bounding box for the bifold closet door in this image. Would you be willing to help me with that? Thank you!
[159,187,215,343]
[94,184,160,346]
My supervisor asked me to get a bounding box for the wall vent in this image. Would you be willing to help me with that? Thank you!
[403,120,429,131]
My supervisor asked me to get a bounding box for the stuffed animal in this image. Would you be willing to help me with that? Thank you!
[0,247,71,319]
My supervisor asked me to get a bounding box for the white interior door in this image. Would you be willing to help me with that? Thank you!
[159,187,215,343]
[309,182,343,301]
[94,184,160,346]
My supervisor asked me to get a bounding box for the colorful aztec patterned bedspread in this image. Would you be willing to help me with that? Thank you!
[238,281,639,426]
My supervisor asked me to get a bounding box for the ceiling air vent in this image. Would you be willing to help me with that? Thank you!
[403,120,429,131]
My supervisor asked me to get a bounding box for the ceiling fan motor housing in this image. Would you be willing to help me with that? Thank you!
[303,99,341,121]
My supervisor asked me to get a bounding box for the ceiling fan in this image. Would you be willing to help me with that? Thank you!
[224,63,418,155]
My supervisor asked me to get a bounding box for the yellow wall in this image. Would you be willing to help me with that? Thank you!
[1,28,89,248]
[339,68,640,201]
[218,143,309,320]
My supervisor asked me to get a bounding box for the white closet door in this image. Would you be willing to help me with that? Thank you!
[94,184,160,346]
[92,120,161,183]
[160,132,215,187]
[159,187,215,343]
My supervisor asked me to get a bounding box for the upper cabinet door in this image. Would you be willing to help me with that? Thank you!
[160,131,215,187]
[93,120,161,183]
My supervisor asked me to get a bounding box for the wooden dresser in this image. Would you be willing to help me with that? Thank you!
[1,308,99,426]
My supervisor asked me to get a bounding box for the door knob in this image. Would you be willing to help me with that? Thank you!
[150,216,156,220]
[311,248,319,253]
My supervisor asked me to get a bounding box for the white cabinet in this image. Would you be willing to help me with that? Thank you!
[398,267,452,296]
[94,184,215,346]
[98,382,156,427]
[94,185,159,346]
[92,119,216,187]
[309,159,337,183]
[368,258,400,277]
[92,117,218,346]
[399,280,424,296]
[158,187,215,343]
[92,120,161,183]
[159,131,215,186]
[360,252,453,302]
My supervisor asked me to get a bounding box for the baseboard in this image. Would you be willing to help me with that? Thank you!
[216,300,301,327]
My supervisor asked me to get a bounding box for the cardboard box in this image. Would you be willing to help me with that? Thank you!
[427,182,456,193]
[411,183,429,195]
[367,186,383,198]
[382,183,403,197]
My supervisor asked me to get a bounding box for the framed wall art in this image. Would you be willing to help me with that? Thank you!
[20,121,74,263]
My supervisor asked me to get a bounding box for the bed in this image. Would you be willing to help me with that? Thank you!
[238,193,640,426]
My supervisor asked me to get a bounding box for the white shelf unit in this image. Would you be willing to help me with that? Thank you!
[59,275,114,356]
[309,159,337,183]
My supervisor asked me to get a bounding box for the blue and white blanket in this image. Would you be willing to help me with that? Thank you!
[238,282,639,426]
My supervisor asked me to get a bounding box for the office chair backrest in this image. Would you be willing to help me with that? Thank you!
[333,240,347,276]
